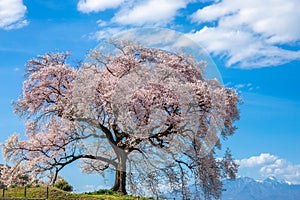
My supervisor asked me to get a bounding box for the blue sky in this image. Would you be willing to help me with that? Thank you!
[0,0,300,192]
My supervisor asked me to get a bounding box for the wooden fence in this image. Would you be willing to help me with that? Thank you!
[1,186,48,200]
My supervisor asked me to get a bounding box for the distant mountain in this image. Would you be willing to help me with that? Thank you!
[161,177,300,200]
[221,177,300,200]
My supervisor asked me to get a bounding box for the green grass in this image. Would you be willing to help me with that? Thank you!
[0,186,153,200]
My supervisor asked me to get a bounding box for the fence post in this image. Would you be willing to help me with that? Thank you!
[46,186,49,199]
[24,186,27,198]
[2,188,4,198]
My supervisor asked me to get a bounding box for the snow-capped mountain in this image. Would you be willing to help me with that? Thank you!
[161,177,300,200]
[221,177,300,200]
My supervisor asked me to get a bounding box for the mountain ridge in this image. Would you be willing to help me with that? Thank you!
[221,176,300,200]
[161,177,300,200]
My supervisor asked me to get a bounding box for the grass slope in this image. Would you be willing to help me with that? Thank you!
[1,186,152,200]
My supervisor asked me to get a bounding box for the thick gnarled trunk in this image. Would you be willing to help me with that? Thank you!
[111,152,127,195]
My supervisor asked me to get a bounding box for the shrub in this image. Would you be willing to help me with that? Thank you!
[54,179,73,192]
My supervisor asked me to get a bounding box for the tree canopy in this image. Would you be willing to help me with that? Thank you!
[2,40,240,199]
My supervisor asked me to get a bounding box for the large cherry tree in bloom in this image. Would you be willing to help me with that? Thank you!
[3,40,239,199]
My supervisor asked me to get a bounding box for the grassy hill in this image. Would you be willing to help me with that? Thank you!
[1,186,152,200]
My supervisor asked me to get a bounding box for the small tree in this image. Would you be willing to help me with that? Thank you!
[3,40,240,198]
[54,178,73,192]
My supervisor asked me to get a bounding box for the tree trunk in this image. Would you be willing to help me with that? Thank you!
[50,168,59,186]
[111,152,127,195]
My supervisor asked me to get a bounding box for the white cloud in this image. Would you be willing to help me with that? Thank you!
[0,0,28,30]
[237,153,278,168]
[96,19,108,27]
[188,0,300,68]
[77,0,124,13]
[237,153,300,184]
[260,159,300,184]
[77,0,300,68]
[92,27,124,41]
[229,82,258,93]
[191,0,300,44]
[113,0,188,25]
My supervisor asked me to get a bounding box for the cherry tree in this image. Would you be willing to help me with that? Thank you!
[3,40,239,198]
[0,163,37,187]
